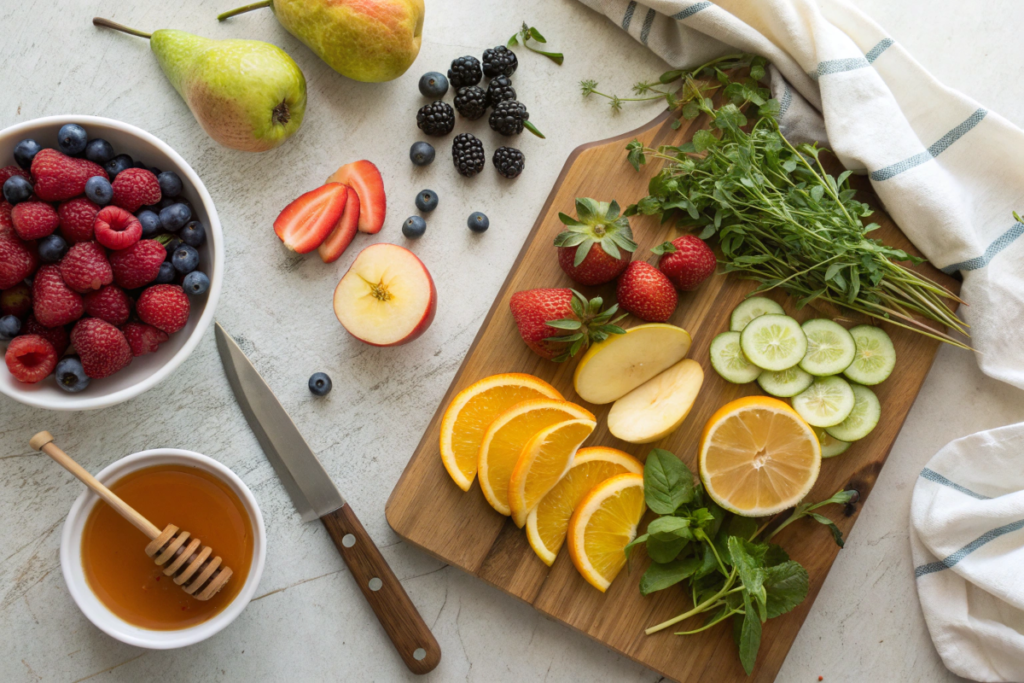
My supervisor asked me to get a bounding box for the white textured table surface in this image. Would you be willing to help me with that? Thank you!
[2,1,1023,681]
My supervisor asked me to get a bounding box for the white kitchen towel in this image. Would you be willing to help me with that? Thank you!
[577,0,1024,392]
[910,425,1024,682]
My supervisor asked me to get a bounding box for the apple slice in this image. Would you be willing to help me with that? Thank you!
[607,359,704,443]
[573,323,692,405]
[333,243,436,346]
[274,183,348,253]
[327,160,385,234]
[318,188,360,263]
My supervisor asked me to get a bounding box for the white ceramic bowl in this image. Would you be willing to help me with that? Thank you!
[60,449,265,649]
[0,115,223,411]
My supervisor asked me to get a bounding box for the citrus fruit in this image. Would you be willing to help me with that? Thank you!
[573,323,691,404]
[566,473,646,592]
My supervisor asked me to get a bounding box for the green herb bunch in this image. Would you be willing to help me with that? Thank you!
[632,450,856,675]
[508,22,563,65]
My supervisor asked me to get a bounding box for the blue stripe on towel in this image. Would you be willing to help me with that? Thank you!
[942,219,1024,273]
[870,108,988,181]
[915,518,1024,577]
[778,83,793,119]
[810,38,894,80]
[673,2,712,20]
[622,1,637,30]
[640,8,656,44]
[920,468,990,500]
[865,38,894,63]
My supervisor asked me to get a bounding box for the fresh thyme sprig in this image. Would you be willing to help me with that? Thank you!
[508,23,563,65]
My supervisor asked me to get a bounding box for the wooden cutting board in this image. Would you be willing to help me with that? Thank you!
[386,107,960,682]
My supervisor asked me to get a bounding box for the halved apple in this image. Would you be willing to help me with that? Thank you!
[333,243,436,346]
[573,323,692,405]
[607,359,704,444]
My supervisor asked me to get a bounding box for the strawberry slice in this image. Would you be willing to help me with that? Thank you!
[318,189,360,263]
[274,183,348,253]
[326,161,385,234]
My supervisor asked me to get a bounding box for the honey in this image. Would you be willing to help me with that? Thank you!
[81,464,253,630]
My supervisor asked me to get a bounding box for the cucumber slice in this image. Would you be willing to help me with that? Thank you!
[709,331,762,384]
[815,428,851,458]
[739,314,807,371]
[757,366,814,398]
[799,319,856,376]
[792,376,855,427]
[825,384,881,442]
[730,297,785,331]
[843,325,896,385]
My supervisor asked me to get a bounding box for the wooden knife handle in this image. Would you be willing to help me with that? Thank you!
[321,504,441,674]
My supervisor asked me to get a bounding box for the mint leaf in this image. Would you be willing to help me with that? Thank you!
[738,594,763,676]
[639,557,701,596]
[763,560,808,618]
[692,129,717,152]
[764,544,790,567]
[624,533,648,564]
[728,536,766,618]
[646,533,688,563]
[808,512,846,548]
[643,449,694,514]
[647,516,692,541]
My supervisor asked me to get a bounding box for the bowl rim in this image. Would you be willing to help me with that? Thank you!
[60,448,266,649]
[0,115,223,411]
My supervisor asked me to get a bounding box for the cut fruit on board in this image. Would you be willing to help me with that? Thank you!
[327,160,386,234]
[607,358,703,444]
[729,296,785,332]
[843,325,897,385]
[567,473,646,592]
[740,314,807,372]
[573,323,691,404]
[318,188,359,263]
[799,318,856,377]
[273,183,348,253]
[826,383,881,442]
[709,331,762,384]
[791,375,856,428]
[509,418,596,527]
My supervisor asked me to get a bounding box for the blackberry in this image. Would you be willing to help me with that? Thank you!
[489,100,529,136]
[486,75,517,108]
[447,55,482,88]
[452,133,485,177]
[416,101,455,137]
[493,147,525,179]
[482,46,518,78]
[454,86,488,120]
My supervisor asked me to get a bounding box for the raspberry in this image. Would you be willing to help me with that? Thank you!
[94,206,141,250]
[11,201,59,240]
[58,197,100,243]
[83,285,131,326]
[70,318,132,379]
[137,285,190,334]
[111,168,161,213]
[0,282,32,318]
[0,165,31,185]
[30,149,106,202]
[109,239,165,289]
[24,314,70,356]
[60,241,113,293]
[33,264,84,327]
[0,201,14,236]
[122,322,168,357]
[0,233,38,289]
[4,334,58,384]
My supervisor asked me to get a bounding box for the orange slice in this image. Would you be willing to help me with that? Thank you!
[699,395,821,517]
[526,447,643,566]
[567,473,646,592]
[478,399,594,516]
[508,417,596,527]
[440,373,562,491]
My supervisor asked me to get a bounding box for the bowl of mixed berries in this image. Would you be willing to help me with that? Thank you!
[0,116,222,410]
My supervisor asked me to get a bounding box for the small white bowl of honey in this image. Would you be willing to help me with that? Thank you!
[60,448,266,649]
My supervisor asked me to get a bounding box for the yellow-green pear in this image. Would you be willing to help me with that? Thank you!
[94,18,306,153]
[218,0,424,83]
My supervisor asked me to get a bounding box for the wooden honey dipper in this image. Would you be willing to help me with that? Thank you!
[31,432,232,601]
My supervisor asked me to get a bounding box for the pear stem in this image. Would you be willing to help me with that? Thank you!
[93,17,152,39]
[217,0,273,21]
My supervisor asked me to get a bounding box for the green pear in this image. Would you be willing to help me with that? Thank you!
[94,18,306,153]
[218,0,424,83]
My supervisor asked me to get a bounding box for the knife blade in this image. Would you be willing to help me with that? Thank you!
[215,323,440,674]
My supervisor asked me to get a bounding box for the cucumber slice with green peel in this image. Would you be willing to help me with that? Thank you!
[709,331,762,384]
[799,319,856,376]
[757,365,814,397]
[792,376,855,427]
[815,428,851,458]
[825,384,881,442]
[739,314,807,371]
[843,325,896,385]
[730,297,786,332]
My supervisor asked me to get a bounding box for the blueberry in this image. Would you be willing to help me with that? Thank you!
[84,138,115,165]
[162,237,182,261]
[137,210,162,238]
[3,176,33,204]
[38,234,68,263]
[468,212,489,232]
[181,221,206,247]
[410,141,435,167]
[57,124,88,156]
[0,315,21,341]
[403,216,427,238]
[183,271,210,296]
[415,190,438,212]
[84,176,113,205]
[55,357,90,393]
[149,167,163,177]
[133,159,149,169]
[159,203,192,232]
[104,154,133,179]
[154,261,176,284]
[418,72,449,98]
[172,244,200,273]
[157,171,183,198]
[158,196,177,210]
[308,372,332,396]
[13,139,42,170]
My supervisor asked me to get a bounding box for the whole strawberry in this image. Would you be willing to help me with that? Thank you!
[11,201,59,240]
[60,241,113,293]
[71,318,132,379]
[509,288,626,361]
[653,235,717,291]
[0,233,38,289]
[111,168,161,213]
[137,285,190,334]
[616,261,678,322]
[32,265,84,327]
[30,149,105,202]
[554,198,637,286]
[109,240,165,289]
[122,322,168,357]
[58,197,101,243]
[83,285,131,326]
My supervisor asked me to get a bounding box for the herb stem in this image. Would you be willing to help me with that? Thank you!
[645,568,739,634]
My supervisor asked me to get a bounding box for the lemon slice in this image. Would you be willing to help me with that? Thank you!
[526,447,642,565]
[567,473,646,592]
[508,418,596,527]
[478,399,594,516]
[440,373,562,491]
[699,396,821,516]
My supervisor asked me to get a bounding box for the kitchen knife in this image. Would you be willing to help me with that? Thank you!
[214,323,440,674]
